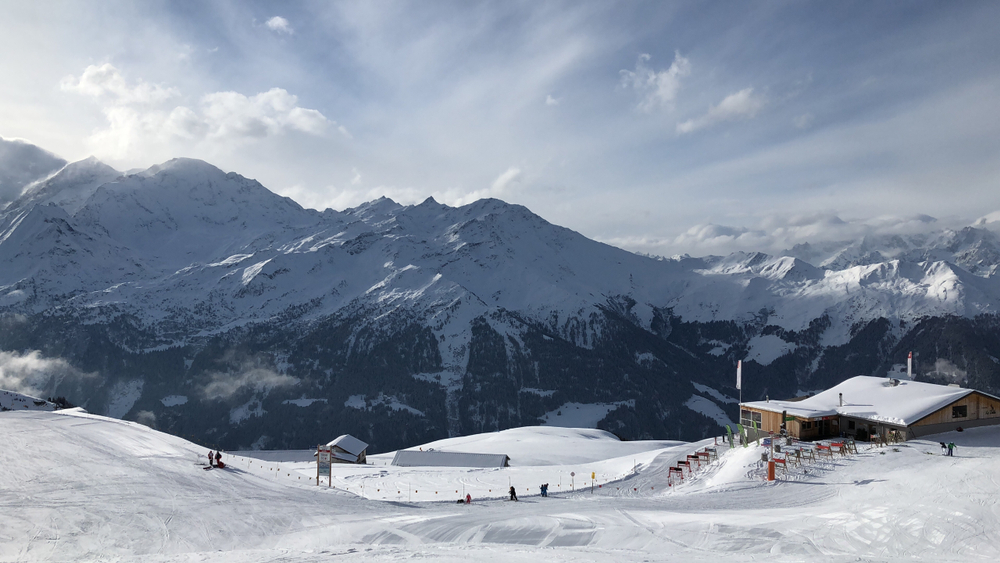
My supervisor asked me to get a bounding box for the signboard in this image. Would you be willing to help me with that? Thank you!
[317,445,332,486]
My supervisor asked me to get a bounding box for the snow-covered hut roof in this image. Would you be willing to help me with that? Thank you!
[742,375,989,426]
[327,434,368,456]
[390,450,510,468]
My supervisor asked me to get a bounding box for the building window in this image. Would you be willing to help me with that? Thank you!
[802,421,812,429]
[740,410,762,427]
[952,405,968,419]
[848,420,855,430]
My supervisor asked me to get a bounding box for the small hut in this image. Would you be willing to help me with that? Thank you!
[327,434,368,464]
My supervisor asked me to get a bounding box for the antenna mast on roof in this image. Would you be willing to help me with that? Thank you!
[908,351,913,380]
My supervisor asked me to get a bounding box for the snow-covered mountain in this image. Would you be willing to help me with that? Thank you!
[3,145,1000,451]
[0,136,67,207]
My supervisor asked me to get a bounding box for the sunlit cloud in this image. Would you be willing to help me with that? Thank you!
[620,51,691,112]
[677,87,765,134]
[265,16,294,34]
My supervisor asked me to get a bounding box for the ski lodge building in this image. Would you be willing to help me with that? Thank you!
[739,376,1000,441]
[327,434,368,464]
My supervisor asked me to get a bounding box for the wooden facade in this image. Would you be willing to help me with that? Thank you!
[740,406,840,440]
[742,390,1000,442]
[911,391,1000,428]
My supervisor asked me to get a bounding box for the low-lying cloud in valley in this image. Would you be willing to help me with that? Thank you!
[0,350,97,399]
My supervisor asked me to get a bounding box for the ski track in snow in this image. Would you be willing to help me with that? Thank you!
[3,410,1000,562]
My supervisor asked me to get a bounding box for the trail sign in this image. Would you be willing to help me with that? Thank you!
[317,445,332,486]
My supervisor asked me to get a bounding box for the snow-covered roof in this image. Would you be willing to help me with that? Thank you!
[327,434,368,456]
[391,450,510,468]
[742,376,984,426]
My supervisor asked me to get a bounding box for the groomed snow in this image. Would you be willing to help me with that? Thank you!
[4,409,1000,562]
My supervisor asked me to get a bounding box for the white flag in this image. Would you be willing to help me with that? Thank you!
[736,360,742,390]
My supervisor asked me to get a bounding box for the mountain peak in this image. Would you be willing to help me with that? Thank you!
[0,137,67,206]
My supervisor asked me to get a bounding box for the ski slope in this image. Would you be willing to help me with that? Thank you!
[3,409,1000,562]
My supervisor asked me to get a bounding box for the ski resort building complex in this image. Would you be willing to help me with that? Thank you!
[740,376,1000,441]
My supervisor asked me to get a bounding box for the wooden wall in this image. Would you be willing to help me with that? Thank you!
[912,392,1000,428]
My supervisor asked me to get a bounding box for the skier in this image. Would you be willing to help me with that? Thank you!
[947,442,956,457]
[208,450,215,467]
[465,493,472,504]
[509,486,518,501]
[540,483,548,497]
[939,442,947,455]
[215,450,225,469]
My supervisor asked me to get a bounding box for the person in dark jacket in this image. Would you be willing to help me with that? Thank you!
[540,483,548,497]
[215,451,222,465]
[509,486,518,501]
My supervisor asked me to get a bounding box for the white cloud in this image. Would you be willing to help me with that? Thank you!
[793,113,814,129]
[200,88,329,140]
[491,167,522,192]
[0,350,96,398]
[660,212,950,257]
[202,366,299,400]
[265,16,294,34]
[620,51,691,112]
[677,87,766,134]
[545,94,561,106]
[338,125,353,139]
[60,63,178,105]
[61,65,330,160]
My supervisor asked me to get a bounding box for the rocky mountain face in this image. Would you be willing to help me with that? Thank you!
[3,149,1000,452]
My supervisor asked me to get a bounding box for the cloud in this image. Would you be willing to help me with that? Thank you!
[337,125,353,139]
[491,167,522,192]
[60,63,178,105]
[545,94,561,106]
[677,87,765,134]
[620,51,691,112]
[61,65,330,159]
[201,365,299,400]
[265,16,294,34]
[200,88,329,139]
[793,113,814,129]
[926,358,967,383]
[657,212,953,257]
[134,410,157,429]
[0,350,96,398]
[449,167,523,206]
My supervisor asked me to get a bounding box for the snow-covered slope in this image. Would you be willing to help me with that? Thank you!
[5,409,1000,562]
[0,389,57,411]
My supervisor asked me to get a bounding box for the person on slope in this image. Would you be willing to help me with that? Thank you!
[540,483,548,497]
[208,450,215,467]
[465,493,472,504]
[946,442,956,457]
[509,486,518,501]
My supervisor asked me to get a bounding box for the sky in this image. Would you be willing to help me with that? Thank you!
[1,1,999,257]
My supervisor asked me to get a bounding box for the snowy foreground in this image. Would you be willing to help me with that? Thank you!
[3,410,999,562]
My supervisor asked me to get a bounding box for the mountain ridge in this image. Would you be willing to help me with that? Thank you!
[3,144,1000,451]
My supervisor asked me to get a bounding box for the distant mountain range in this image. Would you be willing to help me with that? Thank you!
[3,136,1000,452]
